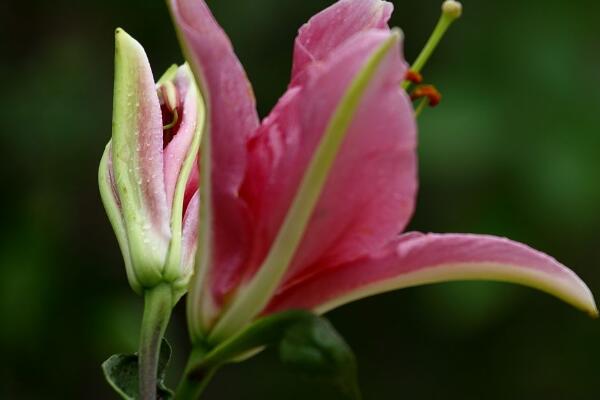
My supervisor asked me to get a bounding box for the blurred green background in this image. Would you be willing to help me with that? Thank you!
[2,0,600,398]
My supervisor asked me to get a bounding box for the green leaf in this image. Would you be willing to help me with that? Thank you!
[279,316,361,400]
[189,311,360,399]
[102,339,174,400]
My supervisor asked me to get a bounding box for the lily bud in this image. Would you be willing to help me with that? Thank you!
[99,29,204,298]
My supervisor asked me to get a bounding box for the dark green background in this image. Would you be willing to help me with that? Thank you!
[1,0,599,398]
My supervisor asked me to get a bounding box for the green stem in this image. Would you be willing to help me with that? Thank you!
[139,283,173,400]
[175,345,217,400]
[414,98,429,118]
[402,0,462,90]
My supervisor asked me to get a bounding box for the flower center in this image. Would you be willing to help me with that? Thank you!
[158,81,183,148]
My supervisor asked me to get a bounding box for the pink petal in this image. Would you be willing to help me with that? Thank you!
[183,157,200,213]
[266,233,598,317]
[240,30,416,294]
[169,0,260,298]
[291,0,393,86]
[163,67,199,211]
[181,190,200,275]
[169,0,259,188]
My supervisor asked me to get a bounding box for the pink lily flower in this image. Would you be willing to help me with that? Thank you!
[99,29,203,297]
[168,0,597,344]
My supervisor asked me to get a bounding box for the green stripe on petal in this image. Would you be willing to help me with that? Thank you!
[266,233,597,319]
[317,262,598,317]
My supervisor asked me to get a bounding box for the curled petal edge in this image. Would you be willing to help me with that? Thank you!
[291,0,393,85]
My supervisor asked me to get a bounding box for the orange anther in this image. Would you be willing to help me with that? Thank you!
[410,85,442,107]
[405,70,423,84]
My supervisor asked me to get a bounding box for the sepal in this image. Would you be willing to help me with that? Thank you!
[99,143,141,292]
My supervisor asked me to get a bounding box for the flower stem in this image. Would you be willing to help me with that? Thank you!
[175,345,217,400]
[139,283,173,400]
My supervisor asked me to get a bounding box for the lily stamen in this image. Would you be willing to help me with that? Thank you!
[411,84,442,118]
[411,84,442,107]
[402,0,462,90]
[158,82,180,131]
[405,70,423,85]
[163,108,179,131]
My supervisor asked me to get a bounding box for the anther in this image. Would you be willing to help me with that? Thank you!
[158,81,180,131]
[405,70,423,85]
[410,85,442,107]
